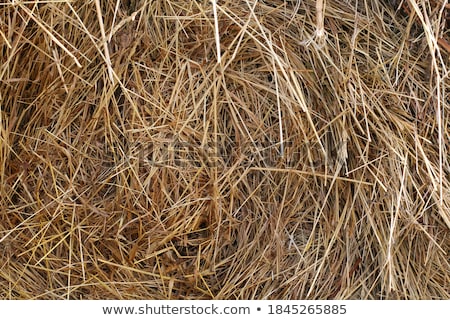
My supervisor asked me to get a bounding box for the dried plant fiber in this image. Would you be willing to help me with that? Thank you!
[0,0,449,299]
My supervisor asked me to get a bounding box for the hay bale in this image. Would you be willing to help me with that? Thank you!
[0,0,448,299]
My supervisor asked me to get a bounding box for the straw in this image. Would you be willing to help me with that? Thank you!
[0,0,448,299]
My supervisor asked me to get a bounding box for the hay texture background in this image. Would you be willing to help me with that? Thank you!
[0,0,449,299]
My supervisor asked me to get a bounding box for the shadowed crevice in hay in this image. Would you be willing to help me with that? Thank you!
[0,0,449,299]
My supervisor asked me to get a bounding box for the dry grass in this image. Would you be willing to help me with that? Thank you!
[0,0,449,299]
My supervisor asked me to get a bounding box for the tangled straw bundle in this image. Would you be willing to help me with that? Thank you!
[0,0,449,299]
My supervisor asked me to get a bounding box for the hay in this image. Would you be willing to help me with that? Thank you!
[0,0,449,299]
